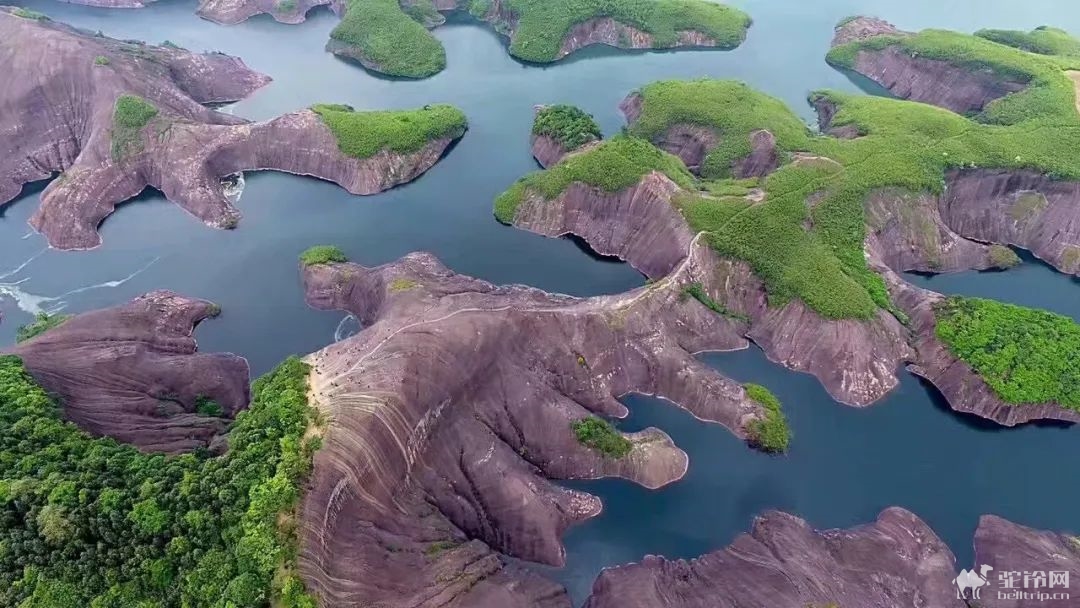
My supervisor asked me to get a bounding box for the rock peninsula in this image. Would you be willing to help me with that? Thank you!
[0,11,466,249]
[5,291,249,452]
[294,246,777,606]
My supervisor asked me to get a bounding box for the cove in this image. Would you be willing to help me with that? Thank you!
[1,0,1079,605]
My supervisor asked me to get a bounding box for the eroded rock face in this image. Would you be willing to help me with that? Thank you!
[868,241,1080,426]
[831,17,1027,115]
[1,13,459,249]
[296,249,767,607]
[197,0,339,25]
[733,129,778,178]
[531,134,569,168]
[941,169,1080,275]
[6,291,250,453]
[974,516,1080,608]
[584,508,964,608]
[510,171,913,406]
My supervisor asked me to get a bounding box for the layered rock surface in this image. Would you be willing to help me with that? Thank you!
[583,508,1079,608]
[0,12,459,249]
[5,291,250,452]
[197,0,339,24]
[295,250,769,607]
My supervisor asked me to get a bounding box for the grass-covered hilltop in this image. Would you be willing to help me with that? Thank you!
[0,355,322,607]
[327,0,751,78]
[495,22,1080,412]
[533,104,602,152]
[311,103,468,158]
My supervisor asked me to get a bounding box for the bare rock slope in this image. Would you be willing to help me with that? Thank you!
[6,291,250,452]
[583,508,1079,608]
[0,11,460,249]
[295,249,770,607]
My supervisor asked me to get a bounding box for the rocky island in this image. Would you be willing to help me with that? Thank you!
[0,10,466,249]
[195,0,751,78]
[493,22,1080,426]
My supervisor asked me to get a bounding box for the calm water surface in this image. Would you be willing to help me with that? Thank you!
[4,0,1080,603]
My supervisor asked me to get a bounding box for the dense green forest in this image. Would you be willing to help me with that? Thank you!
[0,355,321,607]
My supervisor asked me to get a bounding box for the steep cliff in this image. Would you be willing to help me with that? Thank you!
[197,0,339,25]
[6,291,250,452]
[295,248,771,607]
[0,12,463,249]
[530,104,602,168]
[583,509,1078,608]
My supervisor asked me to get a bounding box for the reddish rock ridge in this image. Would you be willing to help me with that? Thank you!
[584,508,1078,608]
[974,516,1080,608]
[811,95,862,139]
[56,0,152,7]
[0,12,460,249]
[555,17,718,59]
[868,241,1080,426]
[510,171,912,407]
[5,291,250,453]
[620,93,777,178]
[584,507,964,608]
[941,169,1080,275]
[296,250,767,607]
[197,0,340,25]
[830,17,1027,115]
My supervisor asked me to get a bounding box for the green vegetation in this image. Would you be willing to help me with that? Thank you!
[194,396,224,417]
[976,26,1080,58]
[494,135,693,223]
[328,0,748,78]
[743,383,789,453]
[300,245,348,266]
[501,0,751,63]
[988,244,1021,269]
[533,104,602,151]
[11,7,48,20]
[277,0,297,12]
[571,416,632,458]
[110,95,158,162]
[329,0,446,78]
[424,540,458,556]
[311,103,467,159]
[0,354,321,607]
[15,312,71,344]
[93,55,110,66]
[388,278,419,292]
[934,297,1080,409]
[680,282,747,320]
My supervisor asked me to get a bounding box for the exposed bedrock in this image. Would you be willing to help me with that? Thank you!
[868,241,1080,425]
[941,169,1080,275]
[619,93,777,177]
[584,508,1079,608]
[531,133,570,168]
[830,17,1027,115]
[812,96,862,139]
[197,0,340,25]
[55,0,153,7]
[584,507,964,608]
[511,171,912,406]
[1,13,457,249]
[556,17,718,59]
[5,291,251,453]
[296,249,768,607]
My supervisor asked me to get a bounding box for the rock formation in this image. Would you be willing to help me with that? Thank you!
[974,516,1080,608]
[583,508,1079,608]
[0,11,461,249]
[509,169,912,407]
[295,249,770,607]
[197,0,339,25]
[829,17,1028,115]
[5,291,250,453]
[530,105,601,169]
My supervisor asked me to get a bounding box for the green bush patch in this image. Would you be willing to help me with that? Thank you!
[93,55,110,66]
[934,297,1080,409]
[571,416,632,458]
[533,104,602,151]
[679,282,748,320]
[110,95,158,162]
[11,7,48,20]
[743,383,790,453]
[300,245,348,266]
[15,312,71,344]
[329,0,446,78]
[389,278,419,292]
[312,103,466,159]
[277,0,298,12]
[976,26,1080,58]
[194,395,224,417]
[988,244,1021,269]
[0,354,321,607]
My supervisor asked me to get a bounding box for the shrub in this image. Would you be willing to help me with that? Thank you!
[300,245,348,266]
[988,244,1021,269]
[110,95,158,161]
[93,56,110,66]
[12,7,48,20]
[329,0,446,78]
[16,312,71,343]
[934,297,1080,409]
[743,383,789,453]
[194,396,224,417]
[311,103,467,159]
[388,278,419,292]
[571,416,632,458]
[277,0,297,11]
[679,282,747,320]
[533,104,602,151]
